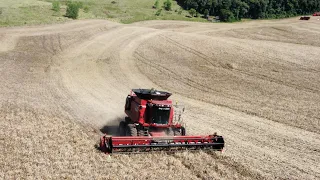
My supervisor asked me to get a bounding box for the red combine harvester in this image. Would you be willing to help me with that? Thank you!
[313,12,320,16]
[100,89,224,153]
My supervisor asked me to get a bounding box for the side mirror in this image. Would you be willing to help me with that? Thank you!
[125,96,131,110]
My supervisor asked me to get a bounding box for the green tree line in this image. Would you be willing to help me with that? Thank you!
[176,0,320,21]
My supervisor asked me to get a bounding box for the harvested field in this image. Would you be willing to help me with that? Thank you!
[1,18,320,179]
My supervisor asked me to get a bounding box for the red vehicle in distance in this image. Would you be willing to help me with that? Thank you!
[313,12,320,16]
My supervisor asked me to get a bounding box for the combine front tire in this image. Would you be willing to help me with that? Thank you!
[174,127,186,136]
[127,124,137,136]
[167,128,174,136]
[173,128,181,136]
[137,128,145,136]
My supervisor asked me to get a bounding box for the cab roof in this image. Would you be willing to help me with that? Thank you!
[132,89,172,100]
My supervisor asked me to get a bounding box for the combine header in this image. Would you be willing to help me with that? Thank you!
[100,89,224,153]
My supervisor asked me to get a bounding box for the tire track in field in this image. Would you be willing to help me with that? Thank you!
[134,41,319,131]
[134,50,248,103]
[161,34,320,95]
[158,33,229,69]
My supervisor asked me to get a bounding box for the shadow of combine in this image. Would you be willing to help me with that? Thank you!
[100,117,123,136]
[96,117,124,152]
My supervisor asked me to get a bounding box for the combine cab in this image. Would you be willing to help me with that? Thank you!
[100,89,224,153]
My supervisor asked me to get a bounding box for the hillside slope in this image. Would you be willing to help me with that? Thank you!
[1,18,320,179]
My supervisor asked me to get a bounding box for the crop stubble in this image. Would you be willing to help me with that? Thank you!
[0,18,319,179]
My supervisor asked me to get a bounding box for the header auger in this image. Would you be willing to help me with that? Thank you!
[100,89,224,153]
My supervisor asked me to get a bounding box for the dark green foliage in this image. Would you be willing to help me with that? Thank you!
[75,1,83,9]
[219,9,235,21]
[66,2,80,19]
[189,8,196,17]
[66,1,83,8]
[52,1,60,12]
[154,0,160,9]
[204,9,209,18]
[176,0,320,22]
[84,6,89,13]
[164,0,172,11]
[155,8,162,16]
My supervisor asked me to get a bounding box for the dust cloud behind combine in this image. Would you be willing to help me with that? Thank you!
[1,18,319,179]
